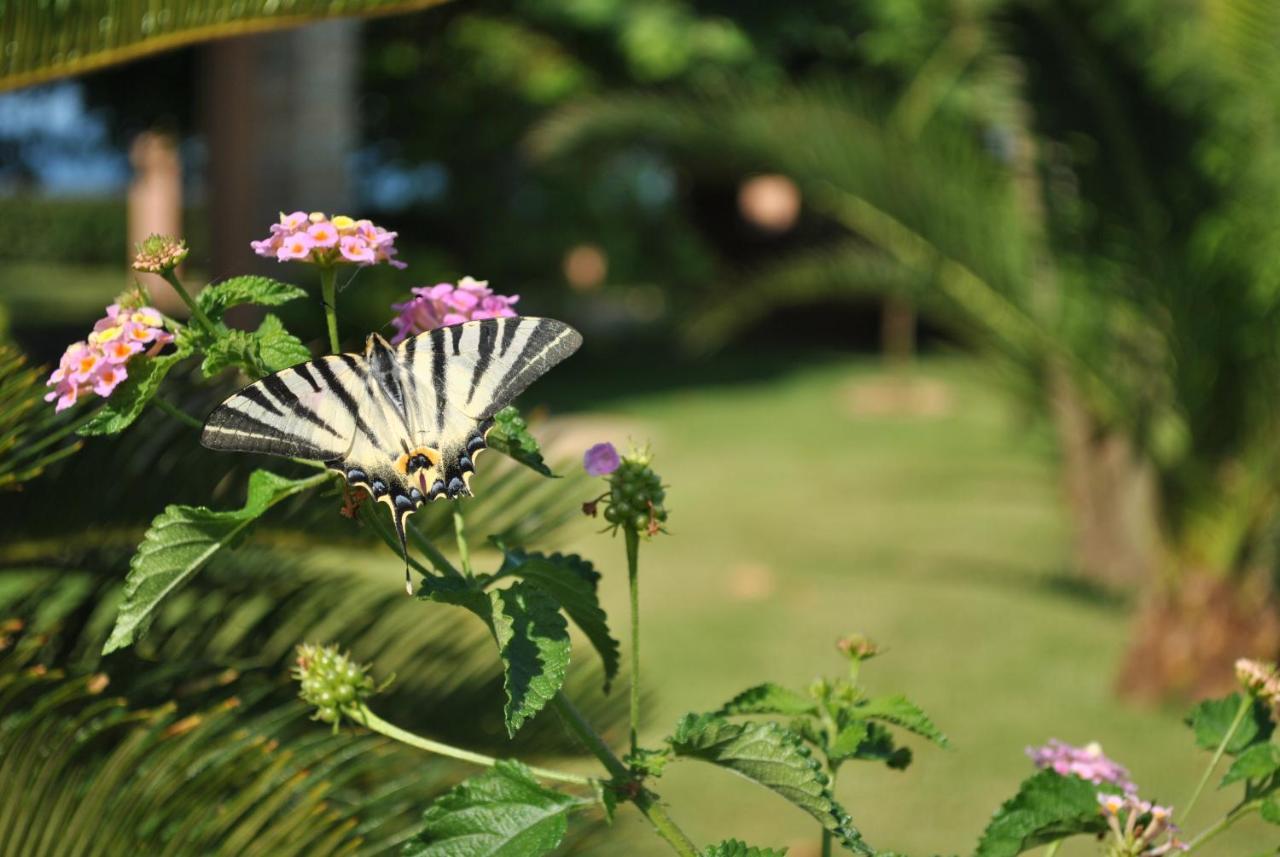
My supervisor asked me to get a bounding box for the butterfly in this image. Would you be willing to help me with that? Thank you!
[200,316,582,590]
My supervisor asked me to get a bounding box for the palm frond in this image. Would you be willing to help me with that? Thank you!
[0,343,84,490]
[0,0,450,92]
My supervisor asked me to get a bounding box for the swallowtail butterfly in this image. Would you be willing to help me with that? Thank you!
[201,317,582,590]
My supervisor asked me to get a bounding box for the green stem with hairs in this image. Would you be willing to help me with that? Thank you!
[161,270,217,337]
[354,703,591,786]
[1182,799,1262,854]
[151,397,203,430]
[626,525,642,757]
[1183,694,1252,821]
[320,266,341,354]
[550,693,699,857]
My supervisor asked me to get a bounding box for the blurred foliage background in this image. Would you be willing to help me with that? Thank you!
[2,0,1279,853]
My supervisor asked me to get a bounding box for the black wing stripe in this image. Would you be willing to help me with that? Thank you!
[261,372,343,438]
[498,315,521,356]
[402,336,419,419]
[206,405,310,452]
[431,329,447,430]
[238,385,284,418]
[294,363,322,392]
[466,321,498,406]
[315,357,379,444]
[449,324,464,356]
[490,320,565,404]
[369,337,406,418]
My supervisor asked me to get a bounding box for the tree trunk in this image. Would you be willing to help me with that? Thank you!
[1117,569,1280,701]
[1049,373,1159,589]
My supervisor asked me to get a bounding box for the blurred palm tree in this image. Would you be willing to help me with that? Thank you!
[532,0,1280,697]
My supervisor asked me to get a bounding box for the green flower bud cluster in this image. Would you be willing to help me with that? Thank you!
[293,643,375,726]
[132,234,189,274]
[603,454,669,534]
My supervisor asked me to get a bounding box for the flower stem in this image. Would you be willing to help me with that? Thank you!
[551,693,699,857]
[161,270,217,337]
[626,525,641,757]
[821,766,840,857]
[320,266,341,354]
[1183,694,1252,820]
[1182,799,1261,853]
[354,703,590,785]
[1042,842,1062,857]
[152,397,203,430]
[453,501,473,575]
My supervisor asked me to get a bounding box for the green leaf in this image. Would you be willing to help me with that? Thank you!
[716,683,818,717]
[827,720,870,762]
[851,694,949,748]
[1262,796,1280,825]
[404,760,589,857]
[491,581,571,737]
[700,840,788,857]
[668,713,871,854]
[103,469,326,653]
[1221,742,1280,786]
[1187,693,1274,755]
[833,721,911,769]
[203,313,312,378]
[493,547,620,691]
[196,276,307,319]
[974,770,1114,857]
[487,406,555,477]
[77,351,185,436]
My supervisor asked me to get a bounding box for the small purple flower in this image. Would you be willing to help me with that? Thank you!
[584,443,621,477]
[1028,740,1136,794]
[46,294,172,412]
[251,212,405,269]
[388,276,520,343]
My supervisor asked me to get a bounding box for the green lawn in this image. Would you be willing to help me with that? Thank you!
[545,354,1261,856]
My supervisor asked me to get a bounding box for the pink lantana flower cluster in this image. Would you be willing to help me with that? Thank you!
[45,298,173,411]
[1097,793,1187,855]
[1027,740,1137,793]
[389,276,520,344]
[251,211,406,269]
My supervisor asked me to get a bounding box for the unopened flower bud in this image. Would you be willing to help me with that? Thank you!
[132,234,189,274]
[293,643,376,727]
[836,633,882,661]
[1236,657,1280,707]
[601,449,668,536]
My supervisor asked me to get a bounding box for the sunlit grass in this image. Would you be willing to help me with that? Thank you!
[551,354,1262,856]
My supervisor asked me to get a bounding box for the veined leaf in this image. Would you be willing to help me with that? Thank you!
[487,406,555,477]
[404,760,590,857]
[716,683,817,717]
[201,314,311,378]
[851,694,949,748]
[1221,742,1280,786]
[78,351,186,437]
[700,840,788,857]
[196,276,307,319]
[103,468,328,653]
[668,713,871,854]
[492,547,620,691]
[827,720,870,762]
[1187,693,1274,755]
[491,581,571,736]
[975,770,1114,857]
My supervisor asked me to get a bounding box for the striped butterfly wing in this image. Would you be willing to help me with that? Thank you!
[201,316,581,580]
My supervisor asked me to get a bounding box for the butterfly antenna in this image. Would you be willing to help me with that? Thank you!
[394,513,413,596]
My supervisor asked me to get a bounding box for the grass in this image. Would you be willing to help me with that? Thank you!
[539,353,1263,856]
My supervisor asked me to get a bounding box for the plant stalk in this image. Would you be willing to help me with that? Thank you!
[551,693,699,857]
[821,765,840,857]
[453,501,473,575]
[1043,842,1062,857]
[1182,799,1261,854]
[626,525,641,757]
[1183,694,1251,820]
[161,270,217,337]
[355,703,590,785]
[320,266,341,354]
[151,397,203,430]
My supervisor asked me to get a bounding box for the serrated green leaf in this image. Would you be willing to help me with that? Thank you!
[1262,796,1280,825]
[668,713,871,854]
[487,406,555,477]
[1187,693,1274,755]
[196,275,307,319]
[77,351,185,436]
[493,547,620,691]
[200,314,311,378]
[975,770,1114,857]
[851,694,949,748]
[491,581,571,737]
[828,720,870,762]
[700,840,788,857]
[716,683,818,717]
[103,469,327,653]
[404,760,589,857]
[1221,742,1280,786]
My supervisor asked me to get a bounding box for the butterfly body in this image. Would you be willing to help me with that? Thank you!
[201,317,582,579]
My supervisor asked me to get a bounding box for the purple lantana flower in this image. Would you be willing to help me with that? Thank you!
[251,212,405,269]
[584,442,621,477]
[388,276,519,343]
[1027,740,1136,793]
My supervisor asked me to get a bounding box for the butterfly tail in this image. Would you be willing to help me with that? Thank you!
[394,511,413,596]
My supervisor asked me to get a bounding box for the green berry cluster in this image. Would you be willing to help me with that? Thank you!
[603,455,669,534]
[293,643,375,725]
